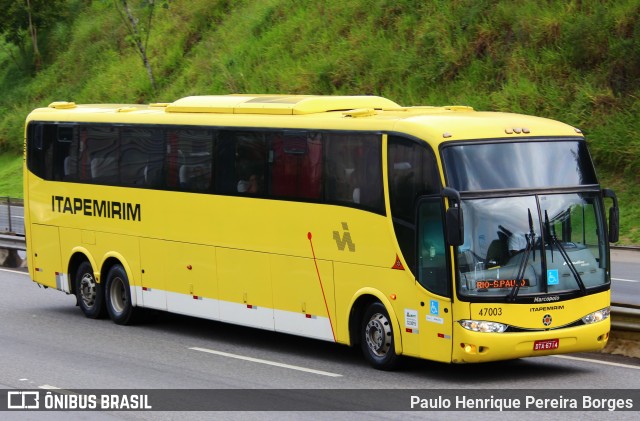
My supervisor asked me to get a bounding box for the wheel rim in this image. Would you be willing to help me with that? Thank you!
[79,273,96,308]
[364,312,392,357]
[109,276,127,315]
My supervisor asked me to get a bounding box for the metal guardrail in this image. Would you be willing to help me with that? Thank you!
[1,196,24,235]
[611,306,640,332]
[0,233,26,251]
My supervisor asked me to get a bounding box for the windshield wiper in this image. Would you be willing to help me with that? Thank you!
[507,209,536,302]
[545,211,587,295]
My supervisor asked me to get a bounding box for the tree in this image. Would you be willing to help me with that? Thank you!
[0,0,66,72]
[112,0,170,93]
[25,0,41,71]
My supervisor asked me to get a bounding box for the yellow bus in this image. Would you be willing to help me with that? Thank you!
[24,95,619,369]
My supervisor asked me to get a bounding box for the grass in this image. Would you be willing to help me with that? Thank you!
[0,0,638,244]
[599,170,640,245]
[0,154,23,198]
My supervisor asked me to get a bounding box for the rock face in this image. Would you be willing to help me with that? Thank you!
[0,248,25,268]
[602,331,640,359]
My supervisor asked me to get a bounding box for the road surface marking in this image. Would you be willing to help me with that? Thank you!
[189,346,342,377]
[39,384,81,396]
[551,354,640,370]
[39,385,62,390]
[612,277,639,283]
[0,267,28,276]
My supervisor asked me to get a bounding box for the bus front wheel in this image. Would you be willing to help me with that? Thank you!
[75,261,106,319]
[360,302,400,370]
[105,264,138,325]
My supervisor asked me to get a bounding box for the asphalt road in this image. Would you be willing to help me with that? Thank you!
[0,267,639,420]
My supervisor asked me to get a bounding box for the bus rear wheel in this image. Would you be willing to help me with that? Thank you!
[75,261,106,319]
[105,264,138,325]
[360,302,400,370]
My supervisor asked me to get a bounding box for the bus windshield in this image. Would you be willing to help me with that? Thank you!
[442,139,597,191]
[440,140,608,301]
[452,193,608,299]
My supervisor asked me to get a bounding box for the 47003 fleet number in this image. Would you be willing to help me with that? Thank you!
[477,307,503,317]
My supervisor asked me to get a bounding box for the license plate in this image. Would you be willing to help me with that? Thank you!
[533,339,559,351]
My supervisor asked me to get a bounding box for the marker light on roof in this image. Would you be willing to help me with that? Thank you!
[505,127,531,134]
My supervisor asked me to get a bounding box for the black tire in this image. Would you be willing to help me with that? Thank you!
[75,261,106,319]
[104,264,138,325]
[360,302,400,370]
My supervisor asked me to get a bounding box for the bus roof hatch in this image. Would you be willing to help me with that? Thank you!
[164,95,400,115]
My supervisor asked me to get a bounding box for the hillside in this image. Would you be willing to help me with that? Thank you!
[0,0,638,243]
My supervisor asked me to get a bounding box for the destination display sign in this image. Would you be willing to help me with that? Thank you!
[476,279,530,289]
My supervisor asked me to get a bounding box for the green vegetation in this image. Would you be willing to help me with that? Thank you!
[0,155,23,198]
[1,0,638,243]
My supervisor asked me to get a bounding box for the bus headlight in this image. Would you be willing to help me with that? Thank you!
[581,307,610,324]
[459,320,508,333]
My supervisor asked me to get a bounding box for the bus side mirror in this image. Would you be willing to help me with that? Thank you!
[603,188,619,243]
[443,187,464,246]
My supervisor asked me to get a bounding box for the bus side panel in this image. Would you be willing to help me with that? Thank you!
[416,288,453,363]
[139,238,168,310]
[30,224,64,290]
[271,255,336,342]
[163,241,219,320]
[217,248,274,331]
[94,231,141,286]
[334,262,410,352]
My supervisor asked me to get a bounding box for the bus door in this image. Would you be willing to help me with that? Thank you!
[416,197,453,362]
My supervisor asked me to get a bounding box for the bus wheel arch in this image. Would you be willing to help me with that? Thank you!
[71,253,106,319]
[68,250,97,295]
[348,291,403,370]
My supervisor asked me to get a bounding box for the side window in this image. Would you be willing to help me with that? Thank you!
[388,135,441,273]
[234,132,268,195]
[74,127,89,181]
[214,131,238,194]
[121,127,164,187]
[271,132,323,200]
[53,126,73,181]
[166,129,213,192]
[26,123,75,182]
[26,123,47,179]
[166,131,180,189]
[86,126,119,184]
[325,133,384,213]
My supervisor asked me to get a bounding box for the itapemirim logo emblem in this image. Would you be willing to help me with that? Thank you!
[542,314,553,327]
[333,222,356,252]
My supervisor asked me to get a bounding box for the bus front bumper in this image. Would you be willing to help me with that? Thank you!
[451,320,610,363]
